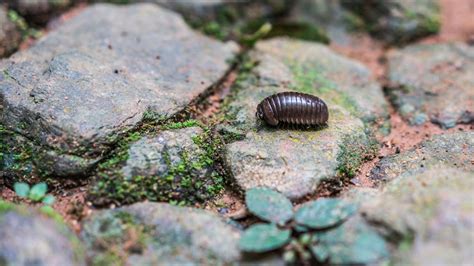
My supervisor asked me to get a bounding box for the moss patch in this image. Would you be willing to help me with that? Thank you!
[90,123,226,206]
[289,63,360,117]
[336,129,379,178]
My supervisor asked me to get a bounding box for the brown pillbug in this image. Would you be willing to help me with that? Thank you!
[256,92,329,126]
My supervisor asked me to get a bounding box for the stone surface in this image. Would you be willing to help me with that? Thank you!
[343,0,441,44]
[0,4,238,180]
[370,132,474,183]
[360,168,474,265]
[81,202,241,265]
[90,126,225,205]
[6,0,72,25]
[223,38,386,199]
[0,201,85,266]
[286,0,363,45]
[387,42,474,128]
[0,7,21,58]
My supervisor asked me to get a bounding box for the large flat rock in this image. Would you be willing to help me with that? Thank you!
[387,42,474,128]
[0,3,237,179]
[223,38,386,200]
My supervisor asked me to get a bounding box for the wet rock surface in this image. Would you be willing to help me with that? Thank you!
[344,0,441,44]
[370,132,474,183]
[81,202,241,265]
[223,38,386,199]
[0,201,85,266]
[0,3,237,180]
[0,7,21,58]
[361,168,474,265]
[387,42,474,128]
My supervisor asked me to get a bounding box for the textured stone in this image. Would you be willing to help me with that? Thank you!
[370,132,474,183]
[0,4,238,180]
[81,202,241,265]
[223,38,386,199]
[0,201,85,266]
[387,42,474,128]
[0,7,21,58]
[343,0,441,44]
[361,168,474,265]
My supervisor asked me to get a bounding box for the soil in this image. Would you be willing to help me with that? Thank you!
[2,0,474,233]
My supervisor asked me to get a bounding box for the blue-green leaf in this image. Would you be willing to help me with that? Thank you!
[239,223,291,253]
[29,182,48,201]
[295,198,357,229]
[312,218,389,264]
[245,187,293,225]
[13,182,30,198]
[42,195,55,205]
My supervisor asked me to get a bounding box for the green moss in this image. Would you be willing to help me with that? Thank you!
[336,129,379,178]
[421,14,441,33]
[0,200,15,214]
[92,251,123,266]
[290,63,359,117]
[90,126,225,206]
[162,120,202,130]
[7,10,41,40]
[39,205,64,224]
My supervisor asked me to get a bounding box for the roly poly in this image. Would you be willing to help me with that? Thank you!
[256,92,329,126]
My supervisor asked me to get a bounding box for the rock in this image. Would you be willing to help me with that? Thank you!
[360,168,474,265]
[343,0,441,44]
[286,0,363,45]
[387,42,474,128]
[0,201,85,266]
[6,0,72,25]
[90,126,225,205]
[81,202,241,265]
[141,0,290,42]
[0,4,238,181]
[223,38,387,200]
[370,132,474,183]
[0,7,21,58]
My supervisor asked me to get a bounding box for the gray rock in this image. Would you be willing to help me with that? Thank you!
[122,127,206,178]
[360,168,474,265]
[0,7,21,58]
[0,4,238,180]
[81,202,241,265]
[343,0,441,44]
[286,0,362,45]
[370,132,474,183]
[387,42,474,128]
[0,202,85,266]
[223,38,386,200]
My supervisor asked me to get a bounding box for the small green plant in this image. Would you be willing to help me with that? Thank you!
[239,187,389,264]
[13,182,55,205]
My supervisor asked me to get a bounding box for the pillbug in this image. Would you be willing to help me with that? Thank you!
[256,92,329,126]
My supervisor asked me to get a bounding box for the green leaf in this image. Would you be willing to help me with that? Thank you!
[239,223,291,253]
[312,218,389,264]
[42,195,55,205]
[295,198,357,229]
[14,182,30,198]
[29,182,48,201]
[245,187,293,225]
